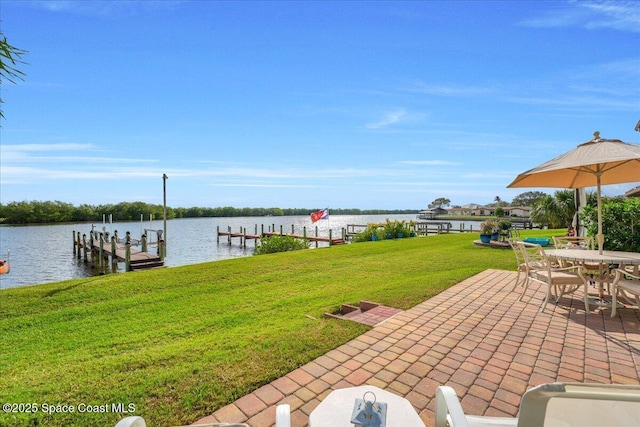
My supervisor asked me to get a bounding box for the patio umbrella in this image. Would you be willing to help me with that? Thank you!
[508,131,640,254]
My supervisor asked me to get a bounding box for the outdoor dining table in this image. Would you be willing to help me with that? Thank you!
[308,385,425,427]
[544,249,640,306]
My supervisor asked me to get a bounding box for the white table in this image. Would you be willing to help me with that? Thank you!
[309,385,425,427]
[544,249,640,305]
[544,249,640,267]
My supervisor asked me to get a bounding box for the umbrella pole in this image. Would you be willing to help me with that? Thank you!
[595,172,607,300]
[596,172,604,255]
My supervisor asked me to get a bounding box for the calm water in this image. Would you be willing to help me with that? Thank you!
[0,214,477,290]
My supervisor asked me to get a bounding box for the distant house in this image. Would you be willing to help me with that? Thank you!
[625,185,640,198]
[448,203,493,216]
[417,207,448,219]
[448,204,531,218]
[503,206,532,217]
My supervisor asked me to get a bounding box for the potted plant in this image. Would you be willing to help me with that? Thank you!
[479,219,498,243]
[498,219,512,230]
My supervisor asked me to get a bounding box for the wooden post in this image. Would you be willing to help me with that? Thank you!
[216,226,220,243]
[125,243,131,272]
[315,226,319,248]
[82,234,88,262]
[73,231,77,256]
[280,225,283,236]
[303,226,307,240]
[125,232,131,272]
[89,231,95,265]
[159,240,165,261]
[329,229,333,246]
[141,233,147,252]
[98,233,104,273]
[111,235,118,270]
[76,231,82,259]
[228,226,232,245]
[292,224,295,235]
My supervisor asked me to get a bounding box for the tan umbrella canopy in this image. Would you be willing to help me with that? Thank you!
[508,131,640,253]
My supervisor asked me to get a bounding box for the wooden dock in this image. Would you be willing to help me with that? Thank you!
[216,225,346,247]
[73,230,165,272]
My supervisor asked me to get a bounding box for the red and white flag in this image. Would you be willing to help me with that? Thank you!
[310,208,329,223]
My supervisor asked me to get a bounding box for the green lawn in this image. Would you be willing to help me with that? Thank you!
[0,230,556,426]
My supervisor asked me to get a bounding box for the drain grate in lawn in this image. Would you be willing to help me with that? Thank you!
[324,300,403,326]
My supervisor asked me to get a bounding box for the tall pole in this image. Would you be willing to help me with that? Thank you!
[163,173,168,245]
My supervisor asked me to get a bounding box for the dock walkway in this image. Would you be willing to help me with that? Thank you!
[73,231,164,271]
[91,240,164,270]
[217,226,346,247]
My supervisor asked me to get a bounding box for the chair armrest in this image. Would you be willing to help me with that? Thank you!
[114,417,146,427]
[614,268,640,281]
[550,265,586,275]
[435,386,470,427]
[276,404,291,427]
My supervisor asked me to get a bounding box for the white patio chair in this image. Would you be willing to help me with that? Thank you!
[114,404,290,427]
[517,242,589,312]
[435,382,640,427]
[611,268,640,317]
[507,238,527,292]
[552,235,595,250]
[513,241,547,301]
[551,235,611,295]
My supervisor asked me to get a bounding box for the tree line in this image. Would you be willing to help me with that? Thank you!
[0,200,416,225]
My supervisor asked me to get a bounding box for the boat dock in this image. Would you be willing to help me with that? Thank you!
[216,225,346,247]
[73,230,165,272]
[345,222,466,238]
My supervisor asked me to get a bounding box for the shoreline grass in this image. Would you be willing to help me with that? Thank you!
[0,230,557,426]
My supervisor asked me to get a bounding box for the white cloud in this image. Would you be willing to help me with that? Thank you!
[2,143,94,152]
[397,160,460,166]
[405,82,495,97]
[366,109,408,130]
[31,1,182,16]
[519,1,640,33]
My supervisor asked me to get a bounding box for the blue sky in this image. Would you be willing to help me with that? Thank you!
[1,1,639,210]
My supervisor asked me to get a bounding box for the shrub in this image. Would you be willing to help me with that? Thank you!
[353,220,414,242]
[353,223,384,242]
[382,219,413,239]
[581,198,640,252]
[254,235,309,255]
[497,219,512,230]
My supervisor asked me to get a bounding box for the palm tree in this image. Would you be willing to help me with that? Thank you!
[0,31,27,119]
[530,190,575,229]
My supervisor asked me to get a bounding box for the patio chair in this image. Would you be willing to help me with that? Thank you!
[552,235,595,250]
[507,238,526,292]
[514,241,554,301]
[435,382,640,427]
[611,268,640,317]
[510,241,543,300]
[517,242,589,312]
[552,235,610,292]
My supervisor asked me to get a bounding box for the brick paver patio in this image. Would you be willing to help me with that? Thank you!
[193,269,640,427]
